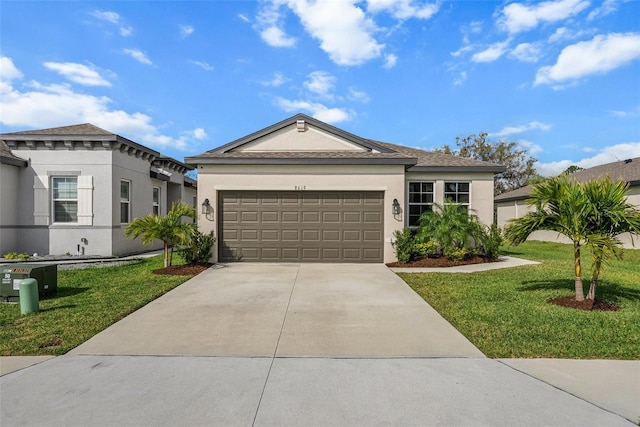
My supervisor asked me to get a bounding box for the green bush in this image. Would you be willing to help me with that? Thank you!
[444,247,476,261]
[3,252,30,260]
[478,224,503,260]
[178,229,216,264]
[414,241,438,258]
[392,228,414,263]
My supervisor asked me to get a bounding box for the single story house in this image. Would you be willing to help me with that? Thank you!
[495,157,640,248]
[186,114,505,263]
[0,124,197,257]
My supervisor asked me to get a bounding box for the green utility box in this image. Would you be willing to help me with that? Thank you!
[1,264,57,302]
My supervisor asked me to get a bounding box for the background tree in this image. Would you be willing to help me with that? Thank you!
[125,201,196,268]
[438,132,538,195]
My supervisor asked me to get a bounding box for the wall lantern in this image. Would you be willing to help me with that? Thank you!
[201,198,212,215]
[392,198,401,215]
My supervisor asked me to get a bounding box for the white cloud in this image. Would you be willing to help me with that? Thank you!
[509,42,543,63]
[536,143,640,176]
[535,33,640,87]
[260,26,297,47]
[348,87,370,103]
[192,128,207,140]
[472,40,510,63]
[548,26,594,43]
[0,57,23,82]
[587,0,619,21]
[469,21,483,34]
[383,53,398,68]
[275,97,352,123]
[90,10,133,36]
[493,121,552,137]
[609,106,640,118]
[179,24,195,38]
[497,0,590,34]
[261,72,288,87]
[366,0,440,20]
[304,71,335,97]
[453,71,467,86]
[238,14,251,23]
[286,0,384,66]
[516,139,543,156]
[191,60,214,71]
[0,59,197,151]
[123,49,153,65]
[450,45,473,58]
[43,62,111,87]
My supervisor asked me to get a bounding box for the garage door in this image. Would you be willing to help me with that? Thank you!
[219,191,384,262]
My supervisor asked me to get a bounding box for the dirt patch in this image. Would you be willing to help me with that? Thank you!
[548,296,619,311]
[153,263,213,276]
[386,255,499,268]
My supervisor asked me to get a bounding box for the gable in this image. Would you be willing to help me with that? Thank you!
[230,121,369,153]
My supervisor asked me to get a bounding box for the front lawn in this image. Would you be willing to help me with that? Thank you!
[398,241,640,359]
[0,256,197,356]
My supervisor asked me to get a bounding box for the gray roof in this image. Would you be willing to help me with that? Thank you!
[0,140,28,167]
[187,114,505,172]
[4,123,113,136]
[495,157,640,202]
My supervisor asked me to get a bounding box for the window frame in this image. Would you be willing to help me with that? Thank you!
[51,176,79,224]
[443,181,470,211]
[120,180,131,224]
[407,181,435,227]
[152,186,160,216]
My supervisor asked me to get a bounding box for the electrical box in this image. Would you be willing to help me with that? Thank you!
[1,264,58,302]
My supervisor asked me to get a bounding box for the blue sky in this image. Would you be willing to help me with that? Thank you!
[1,0,639,176]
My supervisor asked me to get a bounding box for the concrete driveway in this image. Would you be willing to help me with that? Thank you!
[69,263,483,358]
[1,263,634,426]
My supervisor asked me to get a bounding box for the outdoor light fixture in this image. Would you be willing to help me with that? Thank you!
[201,198,212,215]
[392,198,401,215]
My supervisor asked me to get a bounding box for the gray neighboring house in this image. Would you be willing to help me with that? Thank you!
[496,157,640,248]
[186,114,505,263]
[0,124,197,257]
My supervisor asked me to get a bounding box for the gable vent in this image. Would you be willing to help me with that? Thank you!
[296,120,306,132]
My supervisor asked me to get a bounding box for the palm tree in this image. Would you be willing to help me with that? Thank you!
[504,176,590,301]
[582,178,640,300]
[125,201,196,268]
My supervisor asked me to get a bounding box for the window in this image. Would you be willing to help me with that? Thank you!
[408,182,434,226]
[444,182,470,211]
[152,186,160,216]
[52,177,78,223]
[120,180,131,223]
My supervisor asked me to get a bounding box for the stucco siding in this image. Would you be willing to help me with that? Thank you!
[0,164,21,255]
[197,164,405,263]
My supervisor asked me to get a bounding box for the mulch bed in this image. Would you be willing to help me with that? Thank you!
[386,255,499,268]
[548,296,619,311]
[153,263,213,276]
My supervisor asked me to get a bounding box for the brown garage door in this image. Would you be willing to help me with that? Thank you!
[219,191,384,262]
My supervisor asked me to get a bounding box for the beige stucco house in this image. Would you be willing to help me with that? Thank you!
[186,114,504,263]
[0,124,197,257]
[496,157,640,248]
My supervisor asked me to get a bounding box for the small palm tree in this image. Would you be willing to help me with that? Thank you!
[125,201,196,268]
[582,178,640,300]
[504,176,590,301]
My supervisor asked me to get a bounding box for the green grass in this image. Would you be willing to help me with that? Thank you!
[0,256,195,356]
[398,241,640,359]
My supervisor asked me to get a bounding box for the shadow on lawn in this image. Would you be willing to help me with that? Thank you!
[42,286,90,300]
[519,279,640,303]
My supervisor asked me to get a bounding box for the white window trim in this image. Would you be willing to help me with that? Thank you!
[51,176,79,224]
[407,181,435,227]
[120,180,131,224]
[152,186,161,216]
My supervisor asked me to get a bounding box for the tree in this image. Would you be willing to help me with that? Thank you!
[125,201,196,268]
[438,132,538,195]
[504,175,640,302]
[504,176,590,301]
[582,178,640,300]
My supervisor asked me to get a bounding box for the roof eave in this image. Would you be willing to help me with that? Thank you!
[407,165,507,173]
[185,157,417,166]
[0,156,28,167]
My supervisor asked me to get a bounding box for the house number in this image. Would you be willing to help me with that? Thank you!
[295,185,306,190]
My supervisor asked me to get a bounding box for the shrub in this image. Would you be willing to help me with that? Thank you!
[414,241,438,258]
[392,228,414,263]
[478,224,503,260]
[178,229,216,264]
[444,247,476,261]
[3,252,30,260]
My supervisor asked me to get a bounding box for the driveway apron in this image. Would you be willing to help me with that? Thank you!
[70,263,482,357]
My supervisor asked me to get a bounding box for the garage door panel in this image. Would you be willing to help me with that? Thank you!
[220,191,383,263]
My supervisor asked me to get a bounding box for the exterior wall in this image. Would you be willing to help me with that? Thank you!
[0,164,22,255]
[405,171,496,226]
[496,184,640,249]
[235,124,366,152]
[197,164,406,263]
